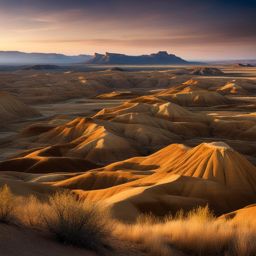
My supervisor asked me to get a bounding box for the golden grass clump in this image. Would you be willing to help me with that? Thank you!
[0,185,17,223]
[17,195,46,228]
[113,206,256,256]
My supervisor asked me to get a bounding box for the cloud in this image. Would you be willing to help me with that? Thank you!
[0,0,255,59]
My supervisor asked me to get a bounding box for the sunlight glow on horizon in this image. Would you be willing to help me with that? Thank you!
[0,0,255,61]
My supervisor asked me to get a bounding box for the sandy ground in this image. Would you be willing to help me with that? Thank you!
[0,224,97,256]
[35,98,126,118]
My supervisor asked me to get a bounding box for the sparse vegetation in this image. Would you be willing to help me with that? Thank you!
[0,185,16,223]
[0,185,255,256]
[114,206,256,256]
[41,191,109,251]
[1,186,110,252]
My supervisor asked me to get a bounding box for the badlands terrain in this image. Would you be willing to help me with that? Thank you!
[0,65,256,255]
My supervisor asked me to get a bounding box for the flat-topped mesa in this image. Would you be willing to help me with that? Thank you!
[150,51,175,58]
[151,50,169,56]
[87,51,188,65]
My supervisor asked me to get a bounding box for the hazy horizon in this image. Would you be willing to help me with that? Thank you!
[1,49,256,62]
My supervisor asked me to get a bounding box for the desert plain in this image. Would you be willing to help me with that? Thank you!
[0,64,256,256]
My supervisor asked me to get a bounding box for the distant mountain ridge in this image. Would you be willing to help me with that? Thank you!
[87,51,190,65]
[0,51,92,64]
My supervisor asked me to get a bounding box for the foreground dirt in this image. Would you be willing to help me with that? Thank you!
[0,224,97,256]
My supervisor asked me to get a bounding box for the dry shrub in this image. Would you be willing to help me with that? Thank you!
[186,205,214,221]
[137,212,163,225]
[41,191,110,251]
[17,195,46,228]
[0,185,17,223]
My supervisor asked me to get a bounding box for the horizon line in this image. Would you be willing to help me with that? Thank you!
[0,49,255,62]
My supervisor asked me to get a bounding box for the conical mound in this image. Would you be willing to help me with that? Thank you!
[96,141,256,193]
[52,142,256,221]
[168,142,256,192]
[95,143,189,173]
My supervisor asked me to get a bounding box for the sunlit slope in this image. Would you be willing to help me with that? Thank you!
[94,101,208,122]
[155,87,230,106]
[51,144,188,190]
[0,101,209,167]
[221,204,256,222]
[74,142,256,221]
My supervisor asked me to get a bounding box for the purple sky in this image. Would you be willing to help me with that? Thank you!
[0,0,255,60]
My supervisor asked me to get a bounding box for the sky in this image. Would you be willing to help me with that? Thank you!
[0,0,255,60]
